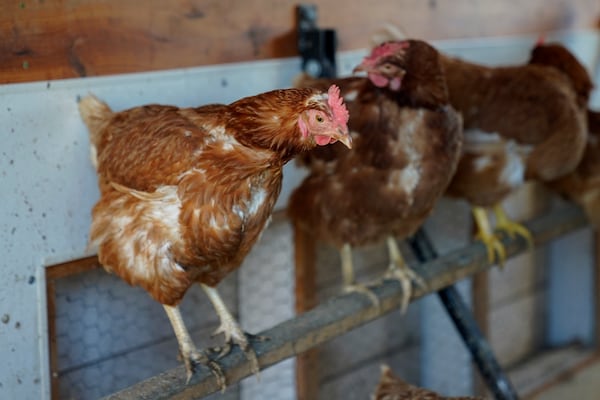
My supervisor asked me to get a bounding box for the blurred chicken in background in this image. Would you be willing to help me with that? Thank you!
[290,39,463,311]
[441,40,592,264]
[547,109,600,225]
[371,364,484,400]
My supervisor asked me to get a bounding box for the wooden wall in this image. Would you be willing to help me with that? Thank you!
[1,0,599,84]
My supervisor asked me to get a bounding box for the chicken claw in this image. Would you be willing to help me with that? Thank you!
[493,205,533,247]
[340,244,381,308]
[383,237,426,313]
[473,207,507,266]
[343,283,381,308]
[179,348,226,388]
[202,284,261,377]
[163,305,226,389]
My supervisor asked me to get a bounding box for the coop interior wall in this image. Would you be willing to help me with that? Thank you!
[4,32,599,400]
[1,2,600,398]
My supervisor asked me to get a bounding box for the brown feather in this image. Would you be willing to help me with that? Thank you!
[547,110,600,226]
[80,87,346,305]
[372,365,484,400]
[289,39,463,248]
[442,42,590,207]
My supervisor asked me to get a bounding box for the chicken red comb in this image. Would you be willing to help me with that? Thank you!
[327,85,349,127]
[536,35,546,46]
[362,41,410,68]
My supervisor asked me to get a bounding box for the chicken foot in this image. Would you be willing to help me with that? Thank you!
[340,243,381,308]
[201,284,261,377]
[383,236,426,314]
[493,205,533,247]
[163,304,226,388]
[472,206,506,266]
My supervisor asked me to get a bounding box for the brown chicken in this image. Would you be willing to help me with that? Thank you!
[547,110,600,224]
[442,41,591,263]
[289,40,463,310]
[78,86,351,385]
[372,364,484,400]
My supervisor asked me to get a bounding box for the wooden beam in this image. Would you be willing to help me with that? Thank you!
[46,256,100,280]
[102,205,588,400]
[46,277,60,400]
[293,224,319,400]
[472,270,490,397]
[2,0,599,84]
[594,230,600,350]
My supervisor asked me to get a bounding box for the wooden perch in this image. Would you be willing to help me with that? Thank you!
[103,205,587,400]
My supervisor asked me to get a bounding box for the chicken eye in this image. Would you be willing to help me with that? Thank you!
[315,114,324,123]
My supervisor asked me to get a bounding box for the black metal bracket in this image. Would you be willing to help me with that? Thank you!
[296,4,337,78]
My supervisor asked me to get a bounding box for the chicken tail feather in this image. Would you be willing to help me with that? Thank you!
[78,94,113,148]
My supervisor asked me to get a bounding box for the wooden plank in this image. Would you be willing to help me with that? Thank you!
[472,272,489,338]
[2,0,599,84]
[46,277,60,400]
[102,205,588,400]
[293,224,319,400]
[45,256,100,280]
[472,270,489,397]
[508,344,597,398]
[595,231,600,351]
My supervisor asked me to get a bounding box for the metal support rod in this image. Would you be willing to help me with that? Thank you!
[408,229,520,400]
[103,205,587,400]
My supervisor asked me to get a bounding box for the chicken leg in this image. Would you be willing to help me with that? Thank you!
[340,243,380,307]
[472,206,506,265]
[383,236,426,313]
[201,284,261,377]
[493,205,533,247]
[163,304,226,388]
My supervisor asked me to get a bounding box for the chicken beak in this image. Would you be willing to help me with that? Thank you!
[336,129,352,149]
[352,63,367,74]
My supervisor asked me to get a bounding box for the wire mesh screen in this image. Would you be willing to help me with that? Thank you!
[239,218,297,400]
[50,216,296,400]
[50,188,555,399]
[52,266,239,399]
[311,239,424,400]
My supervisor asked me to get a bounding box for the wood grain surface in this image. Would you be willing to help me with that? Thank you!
[1,0,599,84]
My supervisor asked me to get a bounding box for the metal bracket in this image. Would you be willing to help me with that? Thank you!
[296,4,337,78]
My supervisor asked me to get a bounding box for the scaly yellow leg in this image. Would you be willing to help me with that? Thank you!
[340,243,380,307]
[383,236,426,314]
[163,304,226,388]
[472,206,506,266]
[493,205,533,247]
[201,284,261,378]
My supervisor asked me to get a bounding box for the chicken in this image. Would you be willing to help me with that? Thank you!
[547,110,600,224]
[528,41,594,109]
[78,86,351,386]
[289,40,463,311]
[371,364,484,400]
[441,41,591,264]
